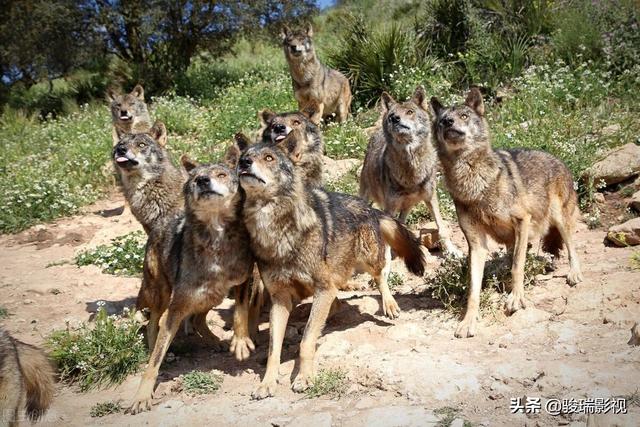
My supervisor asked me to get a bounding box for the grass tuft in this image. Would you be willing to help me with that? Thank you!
[180,370,223,395]
[305,367,348,399]
[0,306,8,319]
[75,231,146,276]
[90,401,123,417]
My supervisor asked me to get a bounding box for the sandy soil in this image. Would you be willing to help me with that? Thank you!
[1,192,639,427]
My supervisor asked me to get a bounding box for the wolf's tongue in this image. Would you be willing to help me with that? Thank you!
[275,135,285,141]
[115,156,129,163]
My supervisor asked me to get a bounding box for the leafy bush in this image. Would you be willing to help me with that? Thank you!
[305,368,348,398]
[75,231,146,276]
[180,370,223,395]
[90,401,123,417]
[418,0,474,60]
[48,306,147,391]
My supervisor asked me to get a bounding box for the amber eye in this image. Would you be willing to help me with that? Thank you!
[460,113,468,120]
[138,142,146,148]
[292,120,301,126]
[265,154,274,162]
[217,173,226,178]
[407,109,414,115]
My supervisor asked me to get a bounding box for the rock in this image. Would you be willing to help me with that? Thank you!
[289,412,332,427]
[594,192,606,204]
[583,143,640,186]
[587,413,637,427]
[322,157,361,183]
[419,223,440,250]
[602,309,637,327]
[629,191,640,212]
[606,217,640,246]
[628,322,640,346]
[450,420,464,427]
[284,325,299,343]
[601,124,621,136]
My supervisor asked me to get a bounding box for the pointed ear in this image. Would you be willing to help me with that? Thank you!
[411,86,427,109]
[381,91,395,111]
[280,25,290,41]
[130,84,144,101]
[259,109,276,127]
[149,121,167,147]
[234,132,252,152]
[306,23,313,37]
[465,87,484,116]
[223,144,241,169]
[106,88,118,103]
[430,97,444,117]
[275,129,303,163]
[180,154,199,173]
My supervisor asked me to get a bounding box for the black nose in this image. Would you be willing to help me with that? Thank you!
[239,157,253,169]
[115,145,127,156]
[440,116,454,127]
[196,176,210,188]
[389,113,400,124]
[273,123,286,134]
[120,109,128,115]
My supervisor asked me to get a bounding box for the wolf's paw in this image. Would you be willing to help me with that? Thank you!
[444,241,463,258]
[251,381,277,400]
[382,296,400,319]
[505,291,527,314]
[128,395,152,415]
[454,317,477,338]
[230,335,255,361]
[291,375,313,393]
[566,269,583,286]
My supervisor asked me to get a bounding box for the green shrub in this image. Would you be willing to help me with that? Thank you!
[387,271,404,290]
[153,95,209,135]
[75,231,146,276]
[0,306,8,319]
[48,307,147,391]
[90,401,123,417]
[551,2,602,64]
[181,370,223,395]
[305,368,348,398]
[324,120,369,159]
[418,0,473,60]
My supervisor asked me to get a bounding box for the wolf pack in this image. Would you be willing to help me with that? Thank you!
[1,24,584,423]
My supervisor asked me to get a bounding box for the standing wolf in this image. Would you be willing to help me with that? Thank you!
[281,24,352,124]
[238,129,426,399]
[431,88,583,338]
[107,84,152,145]
[360,86,461,257]
[129,151,255,414]
[0,329,55,426]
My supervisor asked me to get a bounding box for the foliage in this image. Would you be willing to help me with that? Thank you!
[47,306,147,391]
[305,368,348,398]
[0,306,8,319]
[180,370,223,395]
[387,271,404,290]
[75,231,146,276]
[90,401,123,418]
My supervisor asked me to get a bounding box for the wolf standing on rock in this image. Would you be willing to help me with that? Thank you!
[281,24,352,124]
[360,86,461,257]
[107,84,153,145]
[431,88,583,338]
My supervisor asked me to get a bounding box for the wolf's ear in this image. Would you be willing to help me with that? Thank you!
[430,97,444,117]
[130,84,145,101]
[259,109,276,127]
[149,121,167,147]
[234,132,252,152]
[223,144,242,169]
[276,130,304,163]
[381,91,395,111]
[106,88,118,103]
[280,25,290,41]
[306,23,314,37]
[411,86,427,110]
[465,87,484,116]
[180,154,199,173]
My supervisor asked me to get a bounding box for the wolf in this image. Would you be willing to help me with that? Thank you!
[107,84,153,146]
[359,86,461,257]
[258,109,324,187]
[238,129,426,399]
[430,88,583,338]
[0,329,55,426]
[281,24,352,124]
[128,151,256,414]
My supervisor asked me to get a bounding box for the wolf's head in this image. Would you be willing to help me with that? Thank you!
[181,148,243,223]
[381,86,431,145]
[430,88,490,156]
[259,109,318,145]
[113,121,168,177]
[107,84,148,125]
[281,24,315,61]
[238,129,305,199]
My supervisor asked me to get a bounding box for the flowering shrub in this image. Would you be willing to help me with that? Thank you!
[75,231,146,276]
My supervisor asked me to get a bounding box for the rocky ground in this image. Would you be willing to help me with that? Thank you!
[1,183,640,426]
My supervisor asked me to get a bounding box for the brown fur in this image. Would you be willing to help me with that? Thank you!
[0,329,54,426]
[431,88,583,338]
[281,24,352,124]
[360,87,460,255]
[107,84,152,145]
[238,129,426,399]
[129,152,255,415]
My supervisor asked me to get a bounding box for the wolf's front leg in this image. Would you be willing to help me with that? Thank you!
[230,279,256,361]
[374,245,400,319]
[251,290,292,400]
[292,286,337,393]
[505,215,530,314]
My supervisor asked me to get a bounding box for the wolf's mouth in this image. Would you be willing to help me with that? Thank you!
[198,189,222,197]
[444,128,465,140]
[114,155,139,168]
[119,115,132,121]
[239,171,266,184]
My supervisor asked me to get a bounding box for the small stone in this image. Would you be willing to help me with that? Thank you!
[23,299,34,305]
[629,191,640,212]
[419,223,440,250]
[583,143,640,186]
[450,419,464,427]
[499,343,507,349]
[628,322,640,346]
[593,193,605,204]
[165,352,176,363]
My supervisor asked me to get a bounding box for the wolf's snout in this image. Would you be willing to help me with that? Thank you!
[196,176,211,188]
[440,116,454,127]
[115,145,127,156]
[389,113,401,124]
[239,157,253,170]
[273,123,287,134]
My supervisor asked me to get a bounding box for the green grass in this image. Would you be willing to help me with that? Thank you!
[47,307,147,391]
[305,367,348,399]
[434,406,473,427]
[180,370,223,395]
[631,252,640,270]
[75,231,146,276]
[90,400,123,418]
[387,271,404,290]
[0,306,8,319]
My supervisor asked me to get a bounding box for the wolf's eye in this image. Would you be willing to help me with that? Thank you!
[406,109,414,115]
[292,120,301,126]
[217,173,226,178]
[265,154,274,162]
[138,142,146,148]
[460,113,468,120]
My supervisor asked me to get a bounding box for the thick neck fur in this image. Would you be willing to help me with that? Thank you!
[383,127,436,190]
[287,50,322,86]
[184,196,242,250]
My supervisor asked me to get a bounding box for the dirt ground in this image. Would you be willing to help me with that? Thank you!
[1,192,639,427]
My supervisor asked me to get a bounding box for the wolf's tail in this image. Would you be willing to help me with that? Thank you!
[15,340,55,421]
[379,216,426,276]
[542,225,563,257]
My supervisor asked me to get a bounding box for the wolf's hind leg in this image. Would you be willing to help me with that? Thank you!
[292,286,337,393]
[425,191,461,257]
[147,309,161,350]
[505,215,530,314]
[373,245,400,319]
[554,213,583,286]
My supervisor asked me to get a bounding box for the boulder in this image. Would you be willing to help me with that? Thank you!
[419,223,440,250]
[583,143,640,186]
[606,217,640,246]
[629,191,640,212]
[322,156,361,183]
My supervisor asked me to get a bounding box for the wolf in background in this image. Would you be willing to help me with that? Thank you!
[107,84,153,145]
[431,88,583,338]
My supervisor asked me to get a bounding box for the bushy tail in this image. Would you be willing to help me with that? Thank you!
[379,216,426,276]
[542,225,563,257]
[15,340,55,421]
